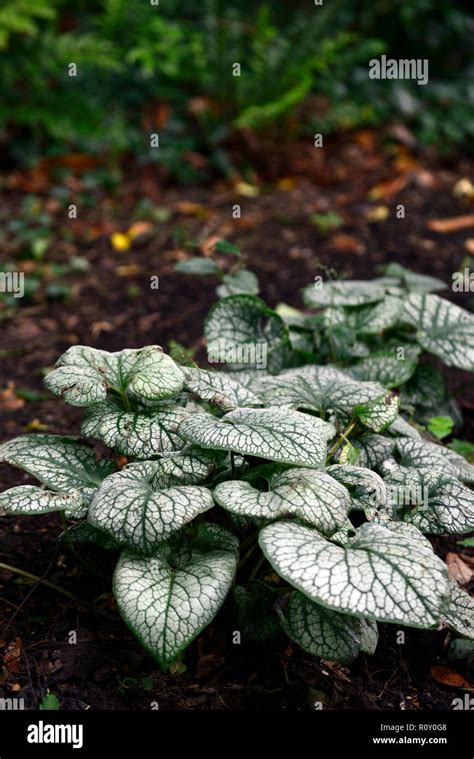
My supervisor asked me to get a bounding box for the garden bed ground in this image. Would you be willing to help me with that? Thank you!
[1,129,474,709]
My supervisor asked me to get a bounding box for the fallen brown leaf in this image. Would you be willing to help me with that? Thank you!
[427,214,474,233]
[464,239,474,254]
[329,233,364,255]
[115,264,142,277]
[3,638,22,673]
[127,221,154,240]
[368,175,407,201]
[0,383,25,412]
[174,201,213,219]
[446,552,474,585]
[431,665,474,690]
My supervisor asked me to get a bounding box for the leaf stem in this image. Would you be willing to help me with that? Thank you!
[326,419,356,462]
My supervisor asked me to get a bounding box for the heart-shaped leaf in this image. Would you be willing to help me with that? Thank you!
[178,407,335,467]
[216,269,259,297]
[215,468,351,536]
[88,461,214,554]
[114,523,238,668]
[45,345,184,406]
[204,295,289,372]
[402,293,474,372]
[82,400,188,458]
[259,521,449,627]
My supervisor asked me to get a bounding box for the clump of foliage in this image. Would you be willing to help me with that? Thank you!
[1,260,474,668]
[1,0,472,177]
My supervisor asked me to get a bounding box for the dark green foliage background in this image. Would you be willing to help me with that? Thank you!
[0,0,473,178]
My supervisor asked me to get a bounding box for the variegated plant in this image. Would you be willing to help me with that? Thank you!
[1,262,474,670]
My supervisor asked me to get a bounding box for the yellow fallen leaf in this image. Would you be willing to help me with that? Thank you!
[366,205,390,222]
[25,419,48,431]
[234,181,260,198]
[110,232,131,251]
[277,177,296,191]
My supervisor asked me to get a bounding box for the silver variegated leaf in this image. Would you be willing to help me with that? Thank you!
[88,461,214,554]
[205,295,288,373]
[151,448,217,486]
[182,366,261,410]
[114,523,238,668]
[254,365,385,416]
[45,345,185,406]
[385,417,422,439]
[351,433,396,470]
[327,296,404,337]
[280,591,362,663]
[0,434,114,491]
[259,521,449,628]
[303,280,386,308]
[401,363,446,409]
[402,293,474,372]
[396,437,474,483]
[354,391,400,432]
[178,407,335,467]
[442,580,474,640]
[349,345,420,387]
[349,296,404,335]
[383,263,447,294]
[216,269,259,297]
[326,464,387,518]
[0,485,84,516]
[215,468,351,536]
[382,463,474,534]
[82,401,188,459]
[359,619,379,655]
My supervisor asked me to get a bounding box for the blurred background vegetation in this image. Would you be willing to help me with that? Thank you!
[0,0,473,182]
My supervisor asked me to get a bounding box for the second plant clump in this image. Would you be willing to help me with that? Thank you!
[1,260,474,669]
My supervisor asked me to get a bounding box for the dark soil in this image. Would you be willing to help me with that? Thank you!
[1,130,474,709]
